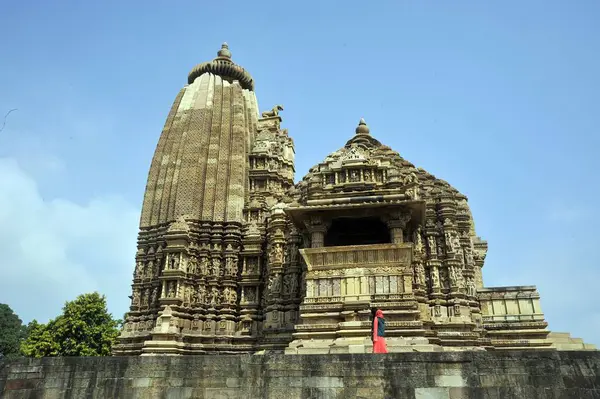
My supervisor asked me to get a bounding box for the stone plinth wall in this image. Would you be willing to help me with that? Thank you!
[1,351,599,398]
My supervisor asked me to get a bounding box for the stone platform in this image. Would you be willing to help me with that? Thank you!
[2,351,600,398]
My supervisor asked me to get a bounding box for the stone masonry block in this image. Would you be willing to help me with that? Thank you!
[415,387,450,399]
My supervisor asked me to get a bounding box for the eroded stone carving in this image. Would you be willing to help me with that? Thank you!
[261,105,284,118]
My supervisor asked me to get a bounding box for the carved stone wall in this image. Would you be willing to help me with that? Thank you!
[301,244,413,303]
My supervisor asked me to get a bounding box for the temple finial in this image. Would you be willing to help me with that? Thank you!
[355,118,370,135]
[217,42,232,59]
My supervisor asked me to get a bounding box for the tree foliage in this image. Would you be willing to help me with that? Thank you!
[21,292,120,357]
[0,304,27,359]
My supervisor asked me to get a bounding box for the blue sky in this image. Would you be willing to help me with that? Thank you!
[1,1,598,346]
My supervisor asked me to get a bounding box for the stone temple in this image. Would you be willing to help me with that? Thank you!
[113,44,594,355]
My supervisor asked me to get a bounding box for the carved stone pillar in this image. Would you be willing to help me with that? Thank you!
[303,215,329,248]
[239,222,263,338]
[282,225,302,329]
[385,210,412,244]
[264,204,287,333]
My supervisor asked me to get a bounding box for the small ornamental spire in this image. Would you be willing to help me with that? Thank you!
[355,118,370,135]
[217,42,232,60]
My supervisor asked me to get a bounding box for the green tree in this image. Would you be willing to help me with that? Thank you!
[21,292,120,357]
[0,304,27,359]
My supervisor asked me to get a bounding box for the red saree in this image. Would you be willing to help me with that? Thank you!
[372,309,388,354]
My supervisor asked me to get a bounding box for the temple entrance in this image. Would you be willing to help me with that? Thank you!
[324,217,390,247]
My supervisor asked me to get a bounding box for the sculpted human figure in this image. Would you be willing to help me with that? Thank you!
[413,226,424,253]
[225,257,233,275]
[452,236,461,254]
[464,247,474,266]
[188,257,197,275]
[226,257,238,276]
[438,240,445,257]
[191,287,198,305]
[467,278,476,296]
[223,287,231,303]
[411,263,423,286]
[152,287,159,304]
[454,304,461,316]
[132,290,140,305]
[210,288,219,305]
[457,271,465,289]
[155,253,163,270]
[143,261,150,278]
[428,236,437,256]
[196,285,205,303]
[274,245,283,263]
[289,274,298,295]
[269,273,282,294]
[268,245,276,264]
[431,268,440,288]
[439,268,449,290]
[211,258,221,277]
[135,261,143,278]
[449,266,458,283]
[417,263,425,286]
[200,257,209,275]
[445,232,454,252]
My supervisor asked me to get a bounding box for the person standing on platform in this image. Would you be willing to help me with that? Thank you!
[372,309,388,353]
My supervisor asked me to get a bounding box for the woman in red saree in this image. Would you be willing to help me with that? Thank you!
[372,309,388,354]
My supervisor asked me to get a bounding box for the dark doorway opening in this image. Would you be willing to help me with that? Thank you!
[324,217,391,247]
